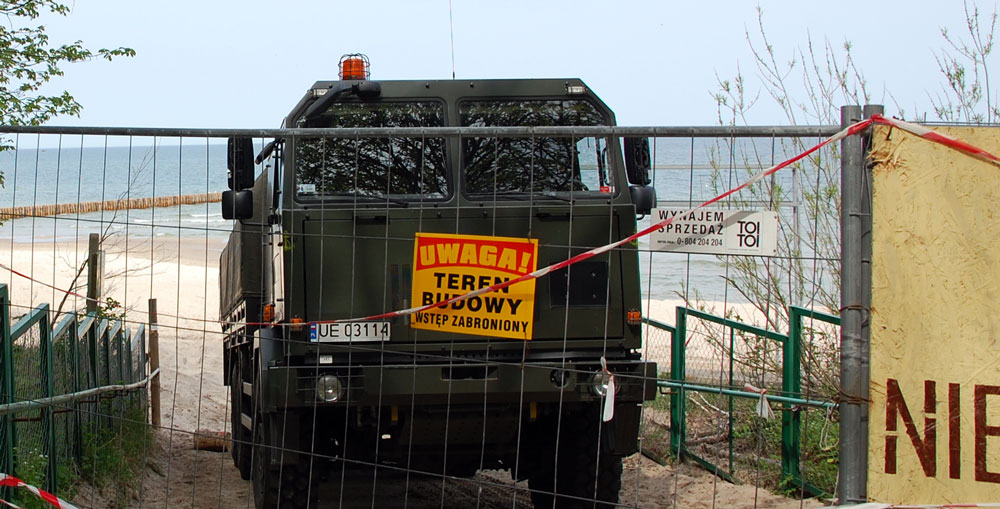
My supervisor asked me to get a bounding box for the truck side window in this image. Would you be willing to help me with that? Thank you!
[295,101,448,200]
[460,99,612,196]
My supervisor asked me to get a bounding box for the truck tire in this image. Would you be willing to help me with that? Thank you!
[231,361,252,480]
[251,352,320,509]
[251,411,279,509]
[252,411,322,509]
[528,408,623,508]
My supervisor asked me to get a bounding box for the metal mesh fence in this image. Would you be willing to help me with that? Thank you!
[0,288,148,502]
[10,319,48,504]
[633,132,844,499]
[76,320,99,451]
[0,124,851,508]
[96,323,109,389]
[51,319,76,482]
[110,325,123,386]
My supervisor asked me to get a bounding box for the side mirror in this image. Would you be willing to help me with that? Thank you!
[629,185,656,216]
[222,190,253,220]
[624,137,651,186]
[227,137,255,190]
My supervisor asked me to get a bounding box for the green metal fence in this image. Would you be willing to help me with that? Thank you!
[0,284,148,500]
[644,304,839,496]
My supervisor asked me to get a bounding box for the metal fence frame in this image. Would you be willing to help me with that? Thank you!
[839,105,880,503]
[0,283,147,497]
[642,304,839,496]
[0,119,877,503]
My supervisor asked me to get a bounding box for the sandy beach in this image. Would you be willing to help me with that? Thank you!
[0,234,228,433]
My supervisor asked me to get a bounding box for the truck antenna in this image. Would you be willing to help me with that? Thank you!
[449,0,456,79]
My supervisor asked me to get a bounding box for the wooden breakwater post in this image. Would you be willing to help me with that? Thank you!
[148,298,161,428]
[86,233,104,313]
[0,192,223,220]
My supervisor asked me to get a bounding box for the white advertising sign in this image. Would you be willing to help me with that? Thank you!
[649,208,778,256]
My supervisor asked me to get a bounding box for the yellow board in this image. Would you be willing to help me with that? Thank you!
[869,125,1000,502]
[410,232,538,340]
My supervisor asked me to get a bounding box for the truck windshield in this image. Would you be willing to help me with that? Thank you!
[295,101,448,201]
[460,99,612,196]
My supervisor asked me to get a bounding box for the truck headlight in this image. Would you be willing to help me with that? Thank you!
[316,374,343,402]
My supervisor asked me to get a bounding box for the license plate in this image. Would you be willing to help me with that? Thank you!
[310,322,391,342]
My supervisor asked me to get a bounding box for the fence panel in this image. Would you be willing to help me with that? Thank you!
[77,314,99,448]
[0,284,150,505]
[631,130,844,501]
[788,306,841,496]
[0,125,850,508]
[51,315,78,489]
[0,285,12,484]
[130,325,146,409]
[9,305,53,498]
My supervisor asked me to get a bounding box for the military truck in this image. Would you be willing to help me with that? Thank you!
[220,55,657,508]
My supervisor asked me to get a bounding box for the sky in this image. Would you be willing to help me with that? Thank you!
[26,1,994,128]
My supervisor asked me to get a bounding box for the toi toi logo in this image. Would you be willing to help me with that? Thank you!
[737,220,760,248]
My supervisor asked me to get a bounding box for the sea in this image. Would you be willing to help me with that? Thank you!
[0,136,833,304]
[0,140,231,243]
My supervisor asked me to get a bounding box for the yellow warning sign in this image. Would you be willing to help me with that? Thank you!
[410,232,538,340]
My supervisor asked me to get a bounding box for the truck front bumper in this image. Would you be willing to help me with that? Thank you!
[260,359,657,410]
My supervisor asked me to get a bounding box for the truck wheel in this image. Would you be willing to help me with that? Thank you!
[528,409,623,508]
[251,411,320,508]
[251,412,278,509]
[231,362,252,480]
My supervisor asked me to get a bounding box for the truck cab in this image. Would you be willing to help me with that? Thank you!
[220,55,656,508]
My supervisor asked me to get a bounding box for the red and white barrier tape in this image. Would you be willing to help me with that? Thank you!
[294,114,1000,327]
[871,114,1000,167]
[337,117,875,325]
[0,264,88,301]
[0,474,77,509]
[846,504,1000,508]
[0,115,996,331]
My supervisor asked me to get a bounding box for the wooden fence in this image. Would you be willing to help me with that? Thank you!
[0,192,222,220]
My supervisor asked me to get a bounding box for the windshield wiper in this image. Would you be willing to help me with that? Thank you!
[473,191,574,203]
[350,194,409,207]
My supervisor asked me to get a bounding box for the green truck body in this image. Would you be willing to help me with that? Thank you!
[220,71,656,508]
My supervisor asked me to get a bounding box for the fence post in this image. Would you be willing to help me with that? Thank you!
[125,328,133,385]
[101,321,111,388]
[86,314,98,439]
[99,319,110,429]
[139,326,147,412]
[117,326,125,385]
[115,326,124,418]
[86,233,103,314]
[782,307,803,489]
[70,317,82,462]
[148,299,160,428]
[669,307,687,458]
[0,285,11,485]
[39,305,57,493]
[860,106,882,429]
[839,104,868,504]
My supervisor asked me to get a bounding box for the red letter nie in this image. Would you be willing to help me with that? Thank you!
[884,379,1000,483]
